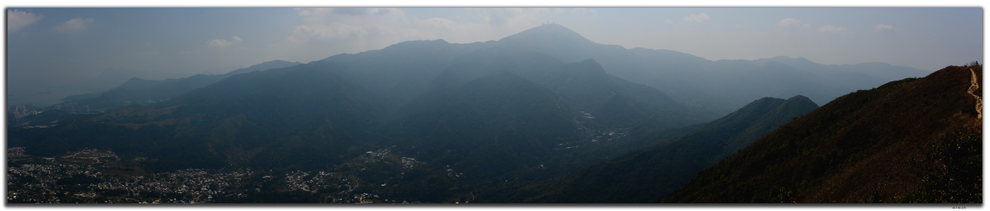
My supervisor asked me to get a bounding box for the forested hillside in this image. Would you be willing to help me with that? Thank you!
[663,64,982,203]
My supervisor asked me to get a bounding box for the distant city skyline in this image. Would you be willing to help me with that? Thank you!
[5,7,984,106]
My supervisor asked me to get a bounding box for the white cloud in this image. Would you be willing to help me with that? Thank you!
[289,22,378,42]
[416,17,458,30]
[286,8,558,45]
[476,8,532,26]
[664,19,673,24]
[875,24,895,32]
[287,8,414,43]
[296,8,406,24]
[208,36,242,48]
[52,17,93,33]
[569,8,593,16]
[683,13,710,24]
[818,25,847,34]
[548,8,596,17]
[777,18,802,28]
[7,9,43,32]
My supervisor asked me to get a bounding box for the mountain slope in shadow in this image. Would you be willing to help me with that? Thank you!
[527,96,818,203]
[662,64,982,203]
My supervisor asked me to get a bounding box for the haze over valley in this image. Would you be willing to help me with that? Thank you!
[5,7,983,204]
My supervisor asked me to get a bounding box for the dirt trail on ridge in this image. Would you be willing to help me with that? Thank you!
[967,68,981,119]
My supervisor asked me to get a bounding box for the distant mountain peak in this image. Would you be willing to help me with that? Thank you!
[257,59,293,65]
[248,60,300,69]
[766,56,809,61]
[786,95,812,101]
[493,24,602,63]
[577,58,602,66]
[781,95,819,110]
[384,39,449,49]
[756,56,816,67]
[224,60,302,76]
[499,23,593,45]
[530,23,571,31]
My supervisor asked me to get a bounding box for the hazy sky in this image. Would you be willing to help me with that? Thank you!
[4,7,984,105]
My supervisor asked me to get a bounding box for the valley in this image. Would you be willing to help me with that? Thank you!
[6,18,980,204]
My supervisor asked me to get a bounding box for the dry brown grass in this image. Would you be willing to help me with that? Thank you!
[663,65,982,203]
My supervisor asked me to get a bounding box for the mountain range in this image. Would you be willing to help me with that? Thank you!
[55,24,928,117]
[496,24,929,114]
[7,23,960,203]
[57,60,302,111]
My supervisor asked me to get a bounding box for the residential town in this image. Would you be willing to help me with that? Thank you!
[7,104,41,120]
[6,147,457,204]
